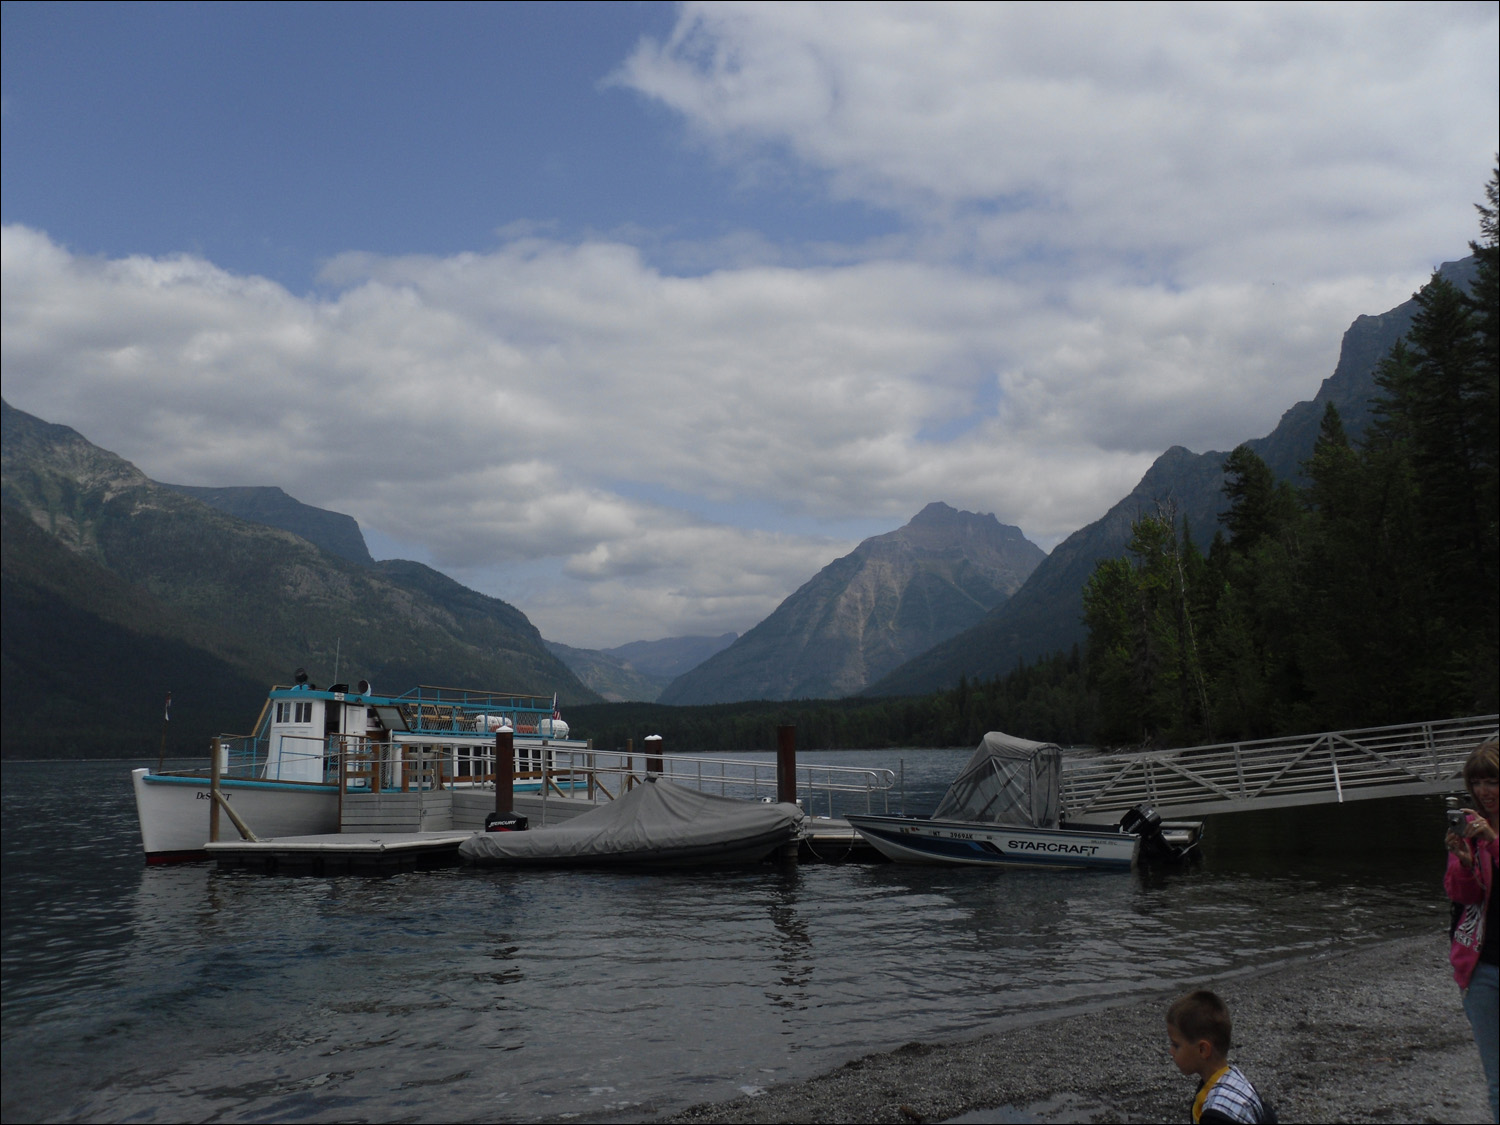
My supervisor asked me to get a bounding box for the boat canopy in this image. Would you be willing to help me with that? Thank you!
[931,731,1062,829]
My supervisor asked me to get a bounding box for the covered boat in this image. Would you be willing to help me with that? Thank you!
[460,778,804,867]
[846,731,1194,871]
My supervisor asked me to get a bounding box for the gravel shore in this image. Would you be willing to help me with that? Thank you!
[655,932,1490,1124]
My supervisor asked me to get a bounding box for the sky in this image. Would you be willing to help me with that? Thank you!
[3,2,1496,649]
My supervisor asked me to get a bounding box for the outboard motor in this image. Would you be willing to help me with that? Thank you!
[484,812,529,832]
[1119,803,1192,863]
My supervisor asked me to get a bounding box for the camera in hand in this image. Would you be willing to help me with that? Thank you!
[1445,796,1469,838]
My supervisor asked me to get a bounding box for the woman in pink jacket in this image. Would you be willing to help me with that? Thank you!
[1446,739,1499,1125]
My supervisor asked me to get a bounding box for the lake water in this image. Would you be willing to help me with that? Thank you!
[0,753,1456,1123]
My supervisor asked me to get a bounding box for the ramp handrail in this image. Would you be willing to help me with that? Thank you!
[543,749,898,817]
[1061,714,1497,818]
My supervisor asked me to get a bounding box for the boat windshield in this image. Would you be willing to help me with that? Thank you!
[930,732,1062,829]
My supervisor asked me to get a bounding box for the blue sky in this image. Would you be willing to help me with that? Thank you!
[2,2,887,285]
[3,2,1496,647]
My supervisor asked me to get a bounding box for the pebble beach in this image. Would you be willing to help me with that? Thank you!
[657,931,1490,1125]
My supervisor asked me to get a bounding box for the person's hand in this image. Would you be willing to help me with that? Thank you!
[1460,808,1498,844]
[1447,829,1475,868]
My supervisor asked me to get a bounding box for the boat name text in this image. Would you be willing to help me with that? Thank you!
[1006,839,1102,855]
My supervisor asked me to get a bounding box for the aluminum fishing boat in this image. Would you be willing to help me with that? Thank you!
[846,731,1199,871]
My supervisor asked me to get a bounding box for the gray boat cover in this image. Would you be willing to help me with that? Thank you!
[930,731,1062,829]
[459,779,804,866]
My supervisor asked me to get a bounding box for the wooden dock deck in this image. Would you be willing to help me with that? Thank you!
[206,830,477,874]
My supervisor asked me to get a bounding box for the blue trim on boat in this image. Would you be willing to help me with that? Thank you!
[848,816,1135,870]
[144,773,582,795]
[142,774,334,794]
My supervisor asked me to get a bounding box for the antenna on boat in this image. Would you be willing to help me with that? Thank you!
[333,638,341,685]
[156,690,171,773]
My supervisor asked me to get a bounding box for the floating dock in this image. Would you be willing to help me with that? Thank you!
[206,830,476,874]
[203,815,883,873]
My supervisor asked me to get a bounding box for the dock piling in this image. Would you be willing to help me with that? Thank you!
[776,725,799,864]
[645,734,663,776]
[209,736,222,843]
[776,725,797,806]
[494,730,515,815]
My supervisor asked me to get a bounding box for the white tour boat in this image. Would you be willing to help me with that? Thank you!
[132,674,588,862]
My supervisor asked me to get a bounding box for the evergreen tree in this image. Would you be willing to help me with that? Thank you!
[1372,237,1498,710]
[1208,446,1307,736]
[1299,402,1450,724]
[1083,506,1211,746]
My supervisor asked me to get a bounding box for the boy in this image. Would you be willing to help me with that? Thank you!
[1167,990,1274,1124]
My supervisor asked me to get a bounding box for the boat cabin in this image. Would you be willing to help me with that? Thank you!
[253,681,579,789]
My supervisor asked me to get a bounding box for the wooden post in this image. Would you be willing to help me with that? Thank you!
[645,734,663,775]
[625,738,634,791]
[776,725,797,805]
[495,730,515,814]
[213,790,259,841]
[209,736,222,843]
[775,725,800,865]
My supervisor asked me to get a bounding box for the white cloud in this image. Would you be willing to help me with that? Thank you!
[3,3,1493,648]
[619,2,1495,282]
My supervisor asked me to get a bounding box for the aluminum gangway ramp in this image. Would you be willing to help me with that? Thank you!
[1061,715,1497,819]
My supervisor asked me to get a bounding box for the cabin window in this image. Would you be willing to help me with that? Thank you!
[276,701,314,723]
[276,702,289,723]
[296,701,312,723]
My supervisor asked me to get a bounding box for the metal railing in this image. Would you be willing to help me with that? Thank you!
[1061,714,1497,818]
[537,749,898,817]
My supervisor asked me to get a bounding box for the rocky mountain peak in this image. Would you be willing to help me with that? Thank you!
[658,503,1045,704]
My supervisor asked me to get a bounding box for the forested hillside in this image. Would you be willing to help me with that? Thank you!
[868,255,1482,697]
[1082,170,1498,745]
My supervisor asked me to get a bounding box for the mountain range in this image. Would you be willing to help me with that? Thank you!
[0,400,599,756]
[863,255,1480,696]
[3,256,1473,752]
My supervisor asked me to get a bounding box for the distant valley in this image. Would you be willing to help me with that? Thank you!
[546,633,738,702]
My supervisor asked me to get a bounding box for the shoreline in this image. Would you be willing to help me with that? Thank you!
[655,932,1489,1124]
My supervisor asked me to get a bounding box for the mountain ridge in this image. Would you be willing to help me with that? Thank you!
[1,399,599,756]
[162,483,374,566]
[659,502,1044,704]
[865,255,1481,697]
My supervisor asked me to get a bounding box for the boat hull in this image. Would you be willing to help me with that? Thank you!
[132,769,339,862]
[844,814,1138,871]
[132,769,595,861]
